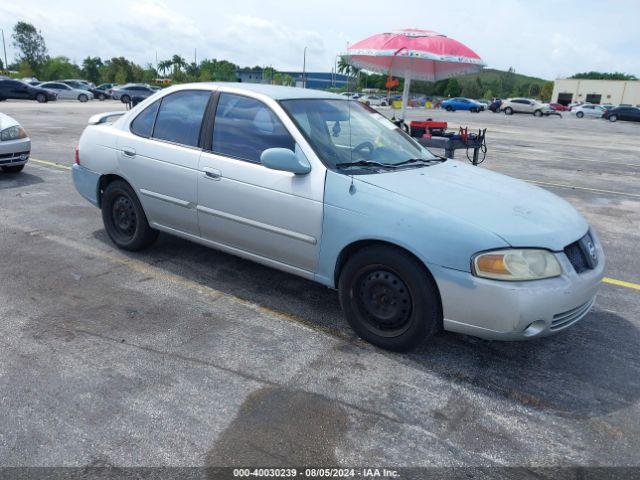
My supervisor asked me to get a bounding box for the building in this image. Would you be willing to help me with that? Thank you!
[552,78,640,106]
[235,67,350,90]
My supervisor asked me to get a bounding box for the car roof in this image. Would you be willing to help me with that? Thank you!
[169,82,344,101]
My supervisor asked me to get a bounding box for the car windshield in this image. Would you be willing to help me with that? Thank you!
[280,99,438,171]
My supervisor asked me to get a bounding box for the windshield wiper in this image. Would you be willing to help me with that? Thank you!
[335,160,401,169]
[393,157,445,166]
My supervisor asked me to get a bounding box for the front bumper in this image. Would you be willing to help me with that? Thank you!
[0,137,31,166]
[431,238,605,340]
[72,164,101,207]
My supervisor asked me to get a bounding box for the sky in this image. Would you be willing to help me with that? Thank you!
[1,0,639,80]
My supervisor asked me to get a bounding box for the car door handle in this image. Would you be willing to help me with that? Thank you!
[202,167,221,180]
[122,147,136,157]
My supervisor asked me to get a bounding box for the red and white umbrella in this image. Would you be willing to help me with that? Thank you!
[345,29,485,119]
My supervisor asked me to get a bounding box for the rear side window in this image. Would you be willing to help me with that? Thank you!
[152,90,211,147]
[130,100,160,138]
[212,93,295,163]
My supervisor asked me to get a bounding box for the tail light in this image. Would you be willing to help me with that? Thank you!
[74,145,80,165]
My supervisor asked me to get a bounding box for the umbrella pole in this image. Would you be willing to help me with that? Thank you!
[401,73,411,122]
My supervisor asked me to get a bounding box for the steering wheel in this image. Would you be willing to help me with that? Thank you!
[352,141,375,158]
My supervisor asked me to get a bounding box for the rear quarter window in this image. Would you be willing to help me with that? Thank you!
[130,100,160,138]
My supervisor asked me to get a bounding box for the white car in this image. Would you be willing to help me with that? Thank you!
[39,82,93,102]
[0,112,30,173]
[571,104,606,118]
[359,95,388,107]
[500,98,549,116]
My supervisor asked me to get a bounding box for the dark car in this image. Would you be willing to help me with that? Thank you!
[602,106,640,123]
[61,80,111,101]
[0,79,57,103]
[488,99,502,112]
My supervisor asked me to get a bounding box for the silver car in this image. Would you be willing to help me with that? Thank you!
[0,113,30,173]
[571,104,606,118]
[111,84,156,103]
[72,83,603,351]
[39,82,93,102]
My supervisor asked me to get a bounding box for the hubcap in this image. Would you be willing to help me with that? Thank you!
[111,195,136,238]
[354,269,412,337]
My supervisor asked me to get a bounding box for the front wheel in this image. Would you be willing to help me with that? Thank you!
[533,109,543,117]
[121,94,131,104]
[576,111,584,118]
[2,165,25,173]
[36,93,46,103]
[78,94,88,102]
[338,246,441,351]
[98,93,106,101]
[504,107,513,115]
[608,115,617,122]
[101,180,158,251]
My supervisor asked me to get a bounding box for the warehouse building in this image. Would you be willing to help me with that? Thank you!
[552,78,640,106]
[235,67,349,90]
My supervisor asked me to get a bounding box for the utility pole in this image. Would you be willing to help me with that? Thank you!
[302,46,307,88]
[194,48,197,65]
[1,29,8,73]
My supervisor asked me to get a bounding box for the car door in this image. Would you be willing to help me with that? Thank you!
[7,80,30,99]
[117,89,212,236]
[197,92,324,274]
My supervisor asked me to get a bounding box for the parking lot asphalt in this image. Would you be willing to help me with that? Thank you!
[0,100,639,470]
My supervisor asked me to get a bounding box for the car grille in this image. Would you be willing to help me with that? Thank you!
[0,151,30,165]
[551,297,595,331]
[564,232,598,274]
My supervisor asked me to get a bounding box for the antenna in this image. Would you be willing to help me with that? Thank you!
[347,97,356,195]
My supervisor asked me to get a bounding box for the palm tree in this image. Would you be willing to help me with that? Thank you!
[157,60,172,77]
[337,56,359,77]
[170,54,187,76]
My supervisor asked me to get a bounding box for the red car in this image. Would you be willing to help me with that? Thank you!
[549,103,570,111]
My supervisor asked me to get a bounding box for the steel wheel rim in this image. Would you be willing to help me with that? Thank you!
[111,194,137,239]
[352,267,413,338]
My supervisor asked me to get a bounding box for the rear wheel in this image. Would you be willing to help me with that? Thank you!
[35,93,46,103]
[98,93,106,101]
[533,109,543,117]
[338,245,441,351]
[101,180,158,251]
[445,106,453,112]
[576,111,584,118]
[78,94,88,102]
[608,114,617,122]
[2,165,25,173]
[121,94,131,104]
[504,107,513,115]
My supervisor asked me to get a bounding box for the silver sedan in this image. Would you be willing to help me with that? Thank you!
[0,112,30,173]
[39,82,93,102]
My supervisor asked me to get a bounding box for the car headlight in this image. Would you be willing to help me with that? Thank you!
[472,249,562,281]
[0,125,27,142]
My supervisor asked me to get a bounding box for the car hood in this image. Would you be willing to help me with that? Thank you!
[0,112,19,130]
[356,160,588,251]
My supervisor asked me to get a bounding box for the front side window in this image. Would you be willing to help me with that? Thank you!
[152,90,210,147]
[212,93,295,163]
[281,99,437,171]
[130,100,160,138]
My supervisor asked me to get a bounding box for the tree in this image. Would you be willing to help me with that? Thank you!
[0,58,3,71]
[272,72,283,85]
[40,56,81,80]
[157,59,172,77]
[540,81,554,102]
[262,66,276,84]
[528,83,541,98]
[570,71,637,81]
[82,57,103,84]
[337,56,359,77]
[484,89,494,100]
[12,21,48,76]
[170,54,186,76]
[461,81,482,99]
[17,60,34,78]
[282,74,294,86]
[444,78,461,97]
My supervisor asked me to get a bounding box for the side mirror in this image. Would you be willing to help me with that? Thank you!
[260,147,311,175]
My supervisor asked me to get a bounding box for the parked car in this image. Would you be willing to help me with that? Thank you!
[488,99,502,112]
[72,84,604,351]
[501,98,550,116]
[0,112,30,173]
[0,79,57,103]
[602,106,640,123]
[111,84,156,103]
[571,104,606,118]
[549,103,570,112]
[39,82,93,102]
[97,83,118,94]
[358,94,389,107]
[441,97,483,112]
[61,80,111,101]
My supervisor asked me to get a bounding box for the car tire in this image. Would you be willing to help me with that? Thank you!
[101,180,158,251]
[504,107,513,115]
[35,93,46,103]
[2,165,25,173]
[338,245,442,352]
[608,115,617,122]
[121,95,131,104]
[533,109,543,117]
[98,93,106,101]
[78,94,89,103]
[576,111,584,118]
[470,107,478,113]
[445,106,452,112]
